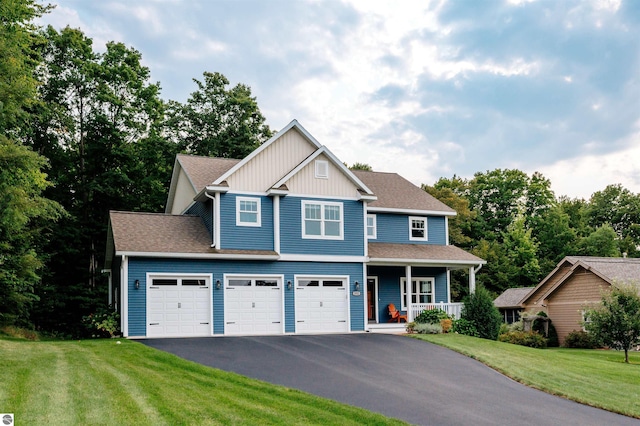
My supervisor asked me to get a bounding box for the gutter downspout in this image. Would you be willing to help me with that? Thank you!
[204,192,216,248]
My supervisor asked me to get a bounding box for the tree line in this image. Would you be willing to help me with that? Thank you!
[1,1,271,336]
[2,1,638,336]
[424,171,640,299]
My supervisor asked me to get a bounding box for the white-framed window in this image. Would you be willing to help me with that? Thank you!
[409,216,428,241]
[315,160,329,179]
[400,277,434,310]
[302,200,343,239]
[236,196,261,227]
[366,214,377,239]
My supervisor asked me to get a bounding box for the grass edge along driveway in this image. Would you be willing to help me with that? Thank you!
[0,338,404,426]
[413,333,640,419]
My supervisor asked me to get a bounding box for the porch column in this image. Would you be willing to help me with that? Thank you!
[406,265,412,321]
[469,266,476,294]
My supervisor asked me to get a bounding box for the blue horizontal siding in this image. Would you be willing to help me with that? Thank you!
[186,200,212,238]
[220,194,274,250]
[375,213,446,245]
[126,257,364,336]
[280,196,364,256]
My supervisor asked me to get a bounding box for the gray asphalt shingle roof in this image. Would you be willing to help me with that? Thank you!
[565,256,640,285]
[368,242,484,265]
[493,287,534,308]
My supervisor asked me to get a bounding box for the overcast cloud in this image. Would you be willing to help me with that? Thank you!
[38,0,640,199]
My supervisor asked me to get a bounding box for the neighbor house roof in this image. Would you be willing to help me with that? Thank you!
[353,170,456,215]
[367,242,484,268]
[493,287,534,309]
[520,256,640,305]
[106,211,277,267]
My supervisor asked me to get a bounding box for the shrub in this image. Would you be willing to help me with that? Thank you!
[498,331,547,348]
[440,319,452,333]
[509,320,524,332]
[461,286,502,340]
[452,318,479,337]
[414,308,451,324]
[405,322,416,334]
[414,323,443,334]
[532,313,559,347]
[83,306,120,338]
[563,330,600,349]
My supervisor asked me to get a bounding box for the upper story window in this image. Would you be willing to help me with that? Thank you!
[409,216,428,241]
[302,200,343,240]
[236,196,261,227]
[315,160,329,179]
[366,214,377,239]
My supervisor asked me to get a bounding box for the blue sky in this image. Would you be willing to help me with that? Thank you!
[38,0,640,199]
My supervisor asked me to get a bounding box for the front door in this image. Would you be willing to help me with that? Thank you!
[367,277,377,322]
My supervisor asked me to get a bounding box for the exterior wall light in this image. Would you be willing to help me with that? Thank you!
[134,279,140,290]
[216,280,221,290]
[354,281,360,291]
[287,280,292,290]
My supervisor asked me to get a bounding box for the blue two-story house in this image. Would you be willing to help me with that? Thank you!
[105,120,484,338]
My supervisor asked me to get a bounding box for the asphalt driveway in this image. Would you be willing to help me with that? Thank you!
[142,334,639,426]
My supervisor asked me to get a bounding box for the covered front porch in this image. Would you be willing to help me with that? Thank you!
[364,242,485,331]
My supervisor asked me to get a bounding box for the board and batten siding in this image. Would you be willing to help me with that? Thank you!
[125,257,364,337]
[279,196,365,256]
[226,128,317,192]
[374,213,447,245]
[219,193,274,251]
[285,153,360,198]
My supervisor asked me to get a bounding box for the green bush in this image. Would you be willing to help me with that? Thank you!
[83,306,120,338]
[414,323,443,334]
[414,308,451,324]
[498,331,547,348]
[461,286,503,340]
[452,318,479,337]
[532,313,559,347]
[563,330,600,349]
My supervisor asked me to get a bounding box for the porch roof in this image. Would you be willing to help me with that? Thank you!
[367,242,485,268]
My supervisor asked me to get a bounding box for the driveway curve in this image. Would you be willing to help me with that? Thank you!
[142,334,638,426]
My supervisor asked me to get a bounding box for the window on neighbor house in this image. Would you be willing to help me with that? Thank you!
[236,197,261,227]
[302,200,343,239]
[367,214,377,239]
[409,216,428,241]
[400,278,434,310]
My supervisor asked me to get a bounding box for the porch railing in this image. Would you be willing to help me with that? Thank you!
[409,302,463,321]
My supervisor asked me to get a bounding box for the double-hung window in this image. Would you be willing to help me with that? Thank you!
[400,278,434,310]
[366,214,377,239]
[409,216,427,241]
[302,200,343,239]
[236,197,261,227]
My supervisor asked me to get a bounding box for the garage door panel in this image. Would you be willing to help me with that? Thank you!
[225,278,283,336]
[147,278,211,338]
[295,279,349,333]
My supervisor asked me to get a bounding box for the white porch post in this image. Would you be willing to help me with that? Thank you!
[406,265,412,321]
[469,266,476,294]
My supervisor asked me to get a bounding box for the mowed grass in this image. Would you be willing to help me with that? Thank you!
[0,338,404,425]
[412,333,640,418]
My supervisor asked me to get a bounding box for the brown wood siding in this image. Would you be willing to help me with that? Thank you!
[546,270,610,344]
[521,266,572,313]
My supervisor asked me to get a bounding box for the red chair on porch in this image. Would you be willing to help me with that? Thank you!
[387,303,408,323]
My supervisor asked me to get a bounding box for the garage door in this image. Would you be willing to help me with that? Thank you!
[147,276,212,338]
[295,277,349,333]
[225,276,283,335]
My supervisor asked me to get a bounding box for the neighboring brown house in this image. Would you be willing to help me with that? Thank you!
[519,256,640,345]
[493,287,533,324]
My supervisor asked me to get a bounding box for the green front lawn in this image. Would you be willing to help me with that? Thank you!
[412,333,640,419]
[0,338,403,425]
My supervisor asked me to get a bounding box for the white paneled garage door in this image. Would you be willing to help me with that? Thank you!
[147,275,212,338]
[295,277,349,333]
[224,276,284,335]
